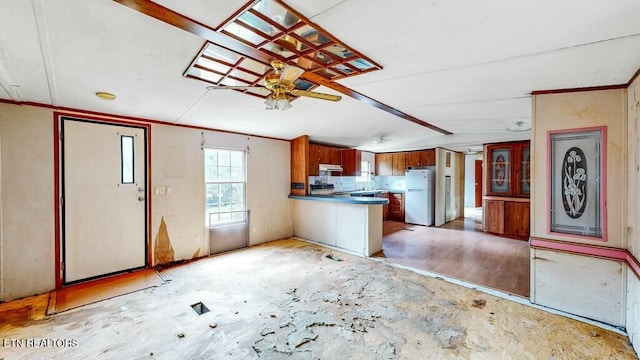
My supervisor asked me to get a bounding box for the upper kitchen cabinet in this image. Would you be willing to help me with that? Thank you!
[375,153,393,176]
[406,151,421,168]
[318,145,331,164]
[421,149,436,166]
[392,152,406,175]
[406,149,436,168]
[342,149,362,176]
[330,147,342,165]
[308,143,320,176]
[486,141,530,197]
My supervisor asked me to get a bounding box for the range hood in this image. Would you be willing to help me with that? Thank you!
[319,163,343,172]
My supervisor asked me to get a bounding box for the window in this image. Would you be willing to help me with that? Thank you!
[121,135,134,184]
[356,161,370,183]
[204,149,246,227]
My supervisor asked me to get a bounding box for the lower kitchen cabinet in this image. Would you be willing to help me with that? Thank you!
[484,198,530,239]
[389,192,404,222]
[376,193,390,219]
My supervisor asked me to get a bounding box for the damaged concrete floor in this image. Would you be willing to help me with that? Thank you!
[1,239,636,359]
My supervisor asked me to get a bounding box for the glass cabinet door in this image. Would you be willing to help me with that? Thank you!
[486,145,512,196]
[517,144,531,197]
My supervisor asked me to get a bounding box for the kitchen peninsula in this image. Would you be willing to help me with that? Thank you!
[288,194,387,257]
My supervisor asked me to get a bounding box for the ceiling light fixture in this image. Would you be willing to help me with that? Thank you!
[374,135,391,144]
[95,91,116,101]
[264,91,291,111]
[506,121,531,132]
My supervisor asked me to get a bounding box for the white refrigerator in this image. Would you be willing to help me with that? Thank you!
[405,168,435,226]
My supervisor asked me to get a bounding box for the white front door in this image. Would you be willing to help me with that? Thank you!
[62,118,147,283]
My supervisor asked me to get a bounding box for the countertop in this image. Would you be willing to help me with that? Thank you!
[288,194,389,205]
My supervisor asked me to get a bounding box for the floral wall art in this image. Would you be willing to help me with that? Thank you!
[548,127,606,240]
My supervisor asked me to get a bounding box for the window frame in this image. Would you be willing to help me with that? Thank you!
[204,148,247,227]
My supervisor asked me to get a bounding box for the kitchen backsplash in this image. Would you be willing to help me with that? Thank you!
[375,176,406,191]
[309,175,406,192]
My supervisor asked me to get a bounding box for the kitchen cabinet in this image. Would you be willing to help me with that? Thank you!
[421,149,436,166]
[290,135,310,196]
[504,201,530,237]
[308,143,320,176]
[392,153,406,175]
[484,199,504,234]
[406,151,421,168]
[484,199,530,239]
[318,145,331,165]
[330,147,342,165]
[342,149,362,176]
[388,192,404,222]
[483,140,530,239]
[376,192,390,220]
[486,141,530,197]
[375,153,393,176]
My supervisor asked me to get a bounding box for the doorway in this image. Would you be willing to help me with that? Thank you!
[60,117,148,284]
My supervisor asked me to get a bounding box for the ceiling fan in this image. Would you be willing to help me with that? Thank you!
[206,60,342,111]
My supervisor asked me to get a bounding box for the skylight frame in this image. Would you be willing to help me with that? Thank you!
[183,0,381,98]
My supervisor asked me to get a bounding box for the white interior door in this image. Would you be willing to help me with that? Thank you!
[63,119,147,283]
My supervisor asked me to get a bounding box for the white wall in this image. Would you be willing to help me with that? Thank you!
[463,154,478,207]
[435,148,464,226]
[0,104,55,301]
[0,102,292,301]
[626,75,640,353]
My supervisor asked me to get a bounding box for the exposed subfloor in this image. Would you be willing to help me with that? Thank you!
[1,239,635,359]
[378,209,530,298]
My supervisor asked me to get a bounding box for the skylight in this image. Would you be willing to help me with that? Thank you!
[183,0,381,98]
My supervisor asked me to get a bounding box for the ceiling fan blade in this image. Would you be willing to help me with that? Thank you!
[289,89,342,102]
[279,65,305,86]
[206,85,264,90]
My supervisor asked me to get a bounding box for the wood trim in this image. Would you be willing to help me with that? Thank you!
[273,0,383,71]
[53,112,154,288]
[301,72,452,135]
[628,66,640,86]
[53,116,62,289]
[482,196,530,202]
[531,84,627,95]
[0,99,289,142]
[530,237,640,280]
[111,0,452,135]
[113,0,274,64]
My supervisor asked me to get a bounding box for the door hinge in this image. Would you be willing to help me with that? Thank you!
[61,262,64,272]
[59,131,63,141]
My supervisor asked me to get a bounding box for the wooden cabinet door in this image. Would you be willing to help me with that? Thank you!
[406,151,421,168]
[377,193,390,220]
[318,145,331,164]
[330,147,342,165]
[514,143,531,197]
[504,201,530,237]
[392,153,406,175]
[421,149,436,166]
[389,193,404,221]
[342,149,361,176]
[308,143,320,176]
[484,199,504,234]
[375,153,393,176]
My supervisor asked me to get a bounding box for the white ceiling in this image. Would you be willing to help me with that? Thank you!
[1,0,639,152]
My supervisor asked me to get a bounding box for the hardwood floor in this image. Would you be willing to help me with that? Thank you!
[376,208,530,298]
